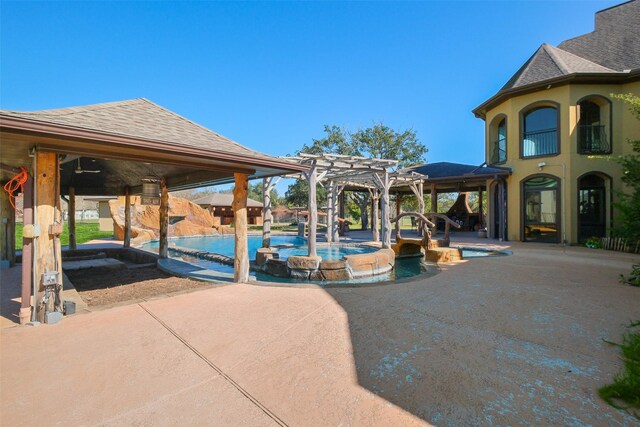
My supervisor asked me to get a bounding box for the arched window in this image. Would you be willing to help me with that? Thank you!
[521,105,559,158]
[490,118,507,164]
[578,96,611,154]
[522,175,560,243]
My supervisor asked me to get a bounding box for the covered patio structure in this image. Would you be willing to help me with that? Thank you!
[0,98,306,325]
[408,162,511,240]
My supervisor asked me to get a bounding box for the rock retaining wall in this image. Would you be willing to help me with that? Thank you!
[170,244,396,282]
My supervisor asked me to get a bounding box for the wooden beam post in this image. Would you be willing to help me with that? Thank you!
[430,183,438,214]
[0,181,16,267]
[307,163,318,257]
[34,152,63,322]
[159,177,169,259]
[332,184,341,242]
[124,186,131,247]
[19,175,33,324]
[326,180,334,243]
[380,171,391,248]
[233,173,250,283]
[262,177,272,248]
[372,190,379,242]
[68,186,76,250]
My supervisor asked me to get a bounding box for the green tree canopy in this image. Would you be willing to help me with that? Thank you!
[612,93,640,243]
[286,123,428,209]
[352,123,427,168]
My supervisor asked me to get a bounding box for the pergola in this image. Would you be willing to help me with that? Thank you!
[0,99,307,324]
[261,153,428,255]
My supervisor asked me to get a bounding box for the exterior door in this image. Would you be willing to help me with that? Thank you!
[523,176,560,243]
[578,174,606,241]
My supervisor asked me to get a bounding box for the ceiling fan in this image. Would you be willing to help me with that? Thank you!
[75,158,101,174]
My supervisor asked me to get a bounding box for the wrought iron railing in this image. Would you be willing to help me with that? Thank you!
[522,129,558,157]
[490,141,506,164]
[578,125,610,154]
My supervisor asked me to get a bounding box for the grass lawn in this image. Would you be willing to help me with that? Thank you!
[15,221,113,249]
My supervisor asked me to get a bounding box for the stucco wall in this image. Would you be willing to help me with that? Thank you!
[483,80,640,244]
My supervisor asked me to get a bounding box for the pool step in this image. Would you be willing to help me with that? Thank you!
[424,247,463,263]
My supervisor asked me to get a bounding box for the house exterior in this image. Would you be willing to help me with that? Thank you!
[193,193,264,226]
[473,0,640,244]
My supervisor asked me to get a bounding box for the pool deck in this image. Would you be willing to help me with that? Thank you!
[1,233,639,425]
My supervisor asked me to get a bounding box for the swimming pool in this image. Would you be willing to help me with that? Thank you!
[144,234,376,260]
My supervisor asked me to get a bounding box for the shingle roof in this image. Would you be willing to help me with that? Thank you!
[558,0,640,71]
[501,44,616,90]
[475,0,640,116]
[409,162,510,180]
[193,193,263,208]
[0,98,278,163]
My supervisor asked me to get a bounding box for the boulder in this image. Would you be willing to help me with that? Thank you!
[265,259,289,277]
[109,195,218,244]
[287,256,322,270]
[321,268,352,281]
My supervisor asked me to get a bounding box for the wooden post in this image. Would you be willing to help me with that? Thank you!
[326,181,334,243]
[34,152,63,322]
[19,175,33,324]
[372,190,379,242]
[158,177,169,259]
[332,184,340,242]
[339,191,345,219]
[233,173,250,282]
[307,163,317,257]
[396,193,402,217]
[68,186,76,250]
[430,183,438,213]
[380,171,391,249]
[124,186,131,247]
[262,177,272,248]
[0,181,16,267]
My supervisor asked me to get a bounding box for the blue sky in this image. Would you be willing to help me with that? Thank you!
[1,1,620,194]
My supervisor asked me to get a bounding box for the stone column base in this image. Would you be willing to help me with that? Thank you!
[19,307,32,325]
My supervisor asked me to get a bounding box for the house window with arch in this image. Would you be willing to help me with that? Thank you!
[489,116,507,164]
[577,96,611,154]
[521,103,559,158]
[522,175,560,243]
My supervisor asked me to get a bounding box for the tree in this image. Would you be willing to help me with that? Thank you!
[352,123,427,168]
[286,123,429,230]
[612,93,640,245]
[285,125,351,208]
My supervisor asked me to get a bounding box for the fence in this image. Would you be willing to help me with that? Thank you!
[599,237,640,254]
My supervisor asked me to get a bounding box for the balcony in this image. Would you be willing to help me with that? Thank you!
[578,125,610,154]
[522,129,558,158]
[490,141,506,164]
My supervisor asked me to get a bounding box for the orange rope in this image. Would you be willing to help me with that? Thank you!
[3,167,29,209]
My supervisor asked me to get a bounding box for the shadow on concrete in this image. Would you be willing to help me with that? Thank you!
[0,266,22,327]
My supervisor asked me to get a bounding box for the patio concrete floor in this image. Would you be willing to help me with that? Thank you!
[1,237,639,426]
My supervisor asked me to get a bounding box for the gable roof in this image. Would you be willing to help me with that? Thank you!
[1,98,278,163]
[410,162,510,181]
[193,193,263,208]
[474,0,640,118]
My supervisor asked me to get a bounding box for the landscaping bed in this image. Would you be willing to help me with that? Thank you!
[65,266,212,307]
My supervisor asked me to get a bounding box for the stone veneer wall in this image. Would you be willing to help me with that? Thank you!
[257,247,396,281]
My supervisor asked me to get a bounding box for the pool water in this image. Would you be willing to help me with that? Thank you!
[144,235,505,285]
[145,234,377,261]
